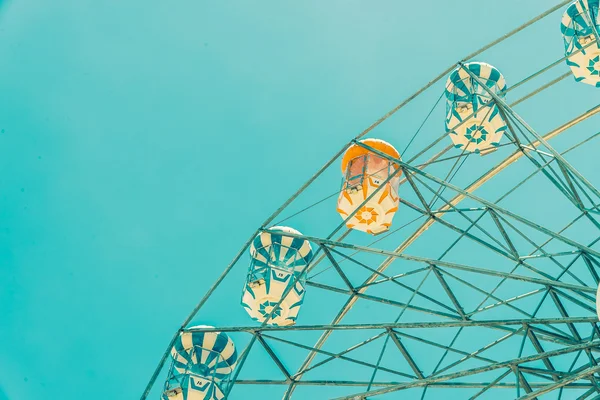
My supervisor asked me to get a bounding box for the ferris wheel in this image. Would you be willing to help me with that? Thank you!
[141,1,600,399]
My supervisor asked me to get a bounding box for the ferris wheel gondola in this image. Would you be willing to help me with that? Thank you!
[561,0,600,87]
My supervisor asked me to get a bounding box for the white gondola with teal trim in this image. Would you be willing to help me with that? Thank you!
[561,0,600,87]
[162,374,224,400]
[241,226,313,326]
[162,327,237,400]
[445,62,508,154]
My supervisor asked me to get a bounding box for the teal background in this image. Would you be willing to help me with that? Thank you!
[0,1,597,399]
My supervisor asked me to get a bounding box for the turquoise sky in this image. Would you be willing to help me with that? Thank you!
[1,1,599,399]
